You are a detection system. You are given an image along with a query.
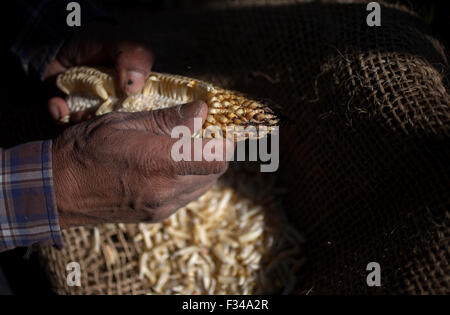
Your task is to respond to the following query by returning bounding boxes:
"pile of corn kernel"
[94,180,304,294]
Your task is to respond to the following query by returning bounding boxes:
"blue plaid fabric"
[0,141,63,252]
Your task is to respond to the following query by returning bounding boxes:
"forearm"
[0,140,63,252]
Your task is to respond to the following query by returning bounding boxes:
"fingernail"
[123,70,145,95]
[179,101,204,119]
[49,105,60,120]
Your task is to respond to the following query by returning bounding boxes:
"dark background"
[0,0,448,295]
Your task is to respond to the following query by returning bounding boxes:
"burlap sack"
[37,0,449,294]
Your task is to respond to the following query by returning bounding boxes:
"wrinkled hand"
[52,101,234,228]
[44,20,154,123]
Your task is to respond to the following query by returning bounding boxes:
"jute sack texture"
[40,0,449,294]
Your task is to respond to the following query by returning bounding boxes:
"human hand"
[52,101,234,228]
[44,21,154,123]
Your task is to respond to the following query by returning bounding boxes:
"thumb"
[121,101,208,136]
[115,42,154,95]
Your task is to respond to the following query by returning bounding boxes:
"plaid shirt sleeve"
[11,0,110,79]
[0,141,63,252]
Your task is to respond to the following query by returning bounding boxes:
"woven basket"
[39,166,305,294]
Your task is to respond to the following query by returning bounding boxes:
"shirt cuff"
[0,140,64,252]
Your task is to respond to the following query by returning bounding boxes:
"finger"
[115,42,154,95]
[178,180,216,202]
[43,59,67,80]
[48,97,70,121]
[49,97,98,124]
[173,180,216,207]
[153,182,216,222]
[173,173,224,196]
[118,101,208,135]
[167,138,235,175]
[178,180,215,204]
[142,173,219,209]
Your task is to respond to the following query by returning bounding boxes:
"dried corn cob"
[57,66,279,140]
[46,176,304,295]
